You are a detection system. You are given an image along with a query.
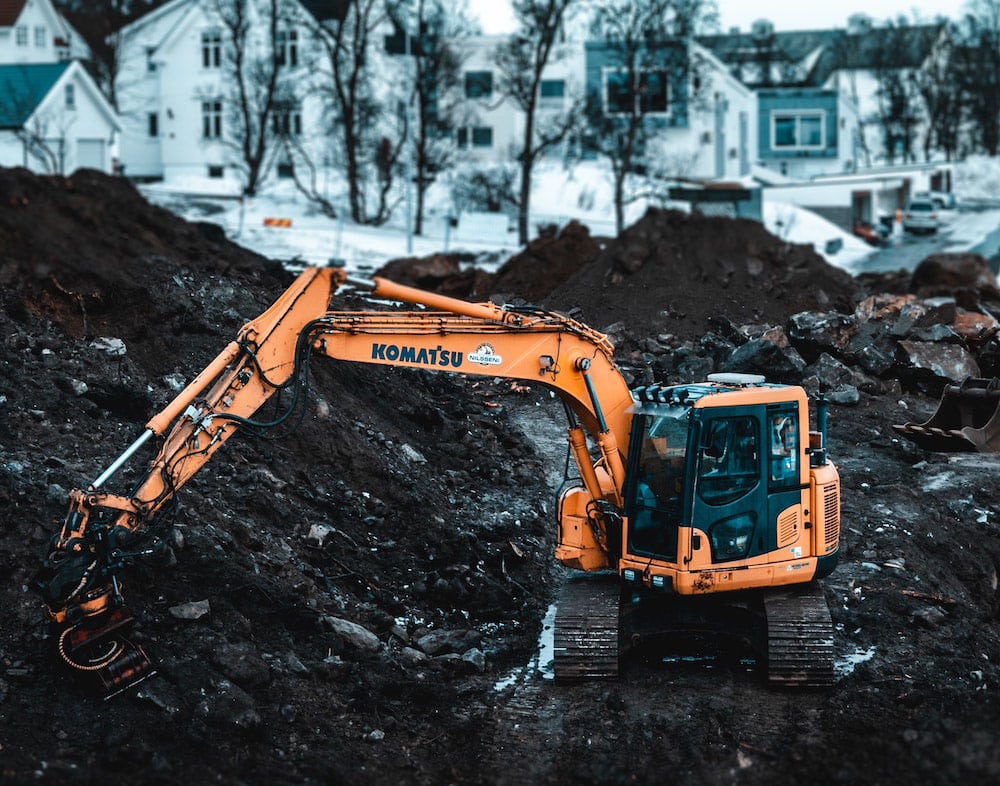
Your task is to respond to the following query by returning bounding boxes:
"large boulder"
[910,253,1000,310]
[895,340,981,395]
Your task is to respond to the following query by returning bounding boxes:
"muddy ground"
[1,168,999,785]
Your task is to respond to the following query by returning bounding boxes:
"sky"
[469,0,965,35]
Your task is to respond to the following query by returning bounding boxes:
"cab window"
[697,416,759,506]
[768,409,799,488]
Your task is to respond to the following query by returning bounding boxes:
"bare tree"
[586,0,713,235]
[297,0,405,226]
[494,0,580,245]
[54,1,164,111]
[206,0,300,196]
[871,18,924,164]
[915,24,962,161]
[955,1,1000,156]
[408,0,471,235]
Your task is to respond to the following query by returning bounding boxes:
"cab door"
[690,407,769,564]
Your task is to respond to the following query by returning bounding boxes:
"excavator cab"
[554,374,840,686]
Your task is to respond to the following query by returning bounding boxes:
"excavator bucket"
[893,377,1000,452]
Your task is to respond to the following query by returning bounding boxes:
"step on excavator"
[32,267,841,698]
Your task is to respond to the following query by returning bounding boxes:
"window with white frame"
[16,25,28,46]
[272,103,302,136]
[771,111,825,150]
[34,26,46,48]
[65,84,75,110]
[464,71,493,99]
[276,29,298,67]
[202,29,222,68]
[471,126,492,148]
[603,68,668,116]
[202,100,223,138]
[540,79,565,108]
[455,126,493,148]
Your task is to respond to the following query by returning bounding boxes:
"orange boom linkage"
[34,267,840,698]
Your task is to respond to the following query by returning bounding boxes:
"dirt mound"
[1,169,999,786]
[545,208,861,339]
[377,220,601,302]
[0,168,553,784]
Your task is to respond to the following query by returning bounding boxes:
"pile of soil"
[1,168,998,785]
[545,209,863,340]
[376,220,602,302]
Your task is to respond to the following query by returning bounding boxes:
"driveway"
[852,202,1000,274]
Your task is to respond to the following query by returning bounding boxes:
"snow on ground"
[763,201,874,272]
[142,157,1000,282]
[954,156,1000,203]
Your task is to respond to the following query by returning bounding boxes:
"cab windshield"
[627,409,691,560]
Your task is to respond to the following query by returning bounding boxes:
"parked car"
[902,198,939,234]
[852,218,890,246]
[913,190,958,210]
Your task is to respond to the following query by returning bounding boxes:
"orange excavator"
[32,267,841,697]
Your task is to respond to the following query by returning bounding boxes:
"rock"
[461,647,486,673]
[400,444,427,464]
[414,629,482,656]
[365,729,385,742]
[320,616,381,655]
[950,310,999,344]
[285,652,309,674]
[722,338,806,383]
[826,385,861,406]
[913,606,947,628]
[69,378,89,396]
[787,311,856,362]
[162,373,186,392]
[135,679,183,717]
[210,643,271,687]
[307,523,334,547]
[195,679,261,730]
[400,646,429,666]
[854,293,918,322]
[90,337,127,357]
[169,599,211,620]
[911,253,1000,305]
[896,341,981,395]
[844,321,898,376]
[803,353,872,393]
[46,483,66,504]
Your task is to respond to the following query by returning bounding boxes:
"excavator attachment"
[893,377,1000,452]
[55,608,155,699]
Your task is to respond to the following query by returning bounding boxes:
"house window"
[208,165,224,178]
[540,79,565,108]
[202,100,223,138]
[146,47,157,72]
[771,111,825,150]
[456,127,468,148]
[464,71,493,99]
[603,68,669,116]
[16,25,28,46]
[471,126,492,148]
[202,29,222,68]
[65,84,75,110]
[148,113,158,138]
[34,26,46,48]
[276,29,298,67]
[272,104,302,136]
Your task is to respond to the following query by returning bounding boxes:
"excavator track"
[553,574,621,681]
[764,582,835,688]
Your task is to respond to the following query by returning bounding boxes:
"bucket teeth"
[894,376,1000,452]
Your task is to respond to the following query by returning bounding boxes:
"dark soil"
[1,168,999,785]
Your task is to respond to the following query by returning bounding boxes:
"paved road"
[853,203,1000,275]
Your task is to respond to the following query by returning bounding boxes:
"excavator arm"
[33,267,635,696]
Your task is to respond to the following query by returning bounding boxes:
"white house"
[115,0,331,188]
[0,0,88,65]
[0,59,121,174]
[451,35,585,164]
